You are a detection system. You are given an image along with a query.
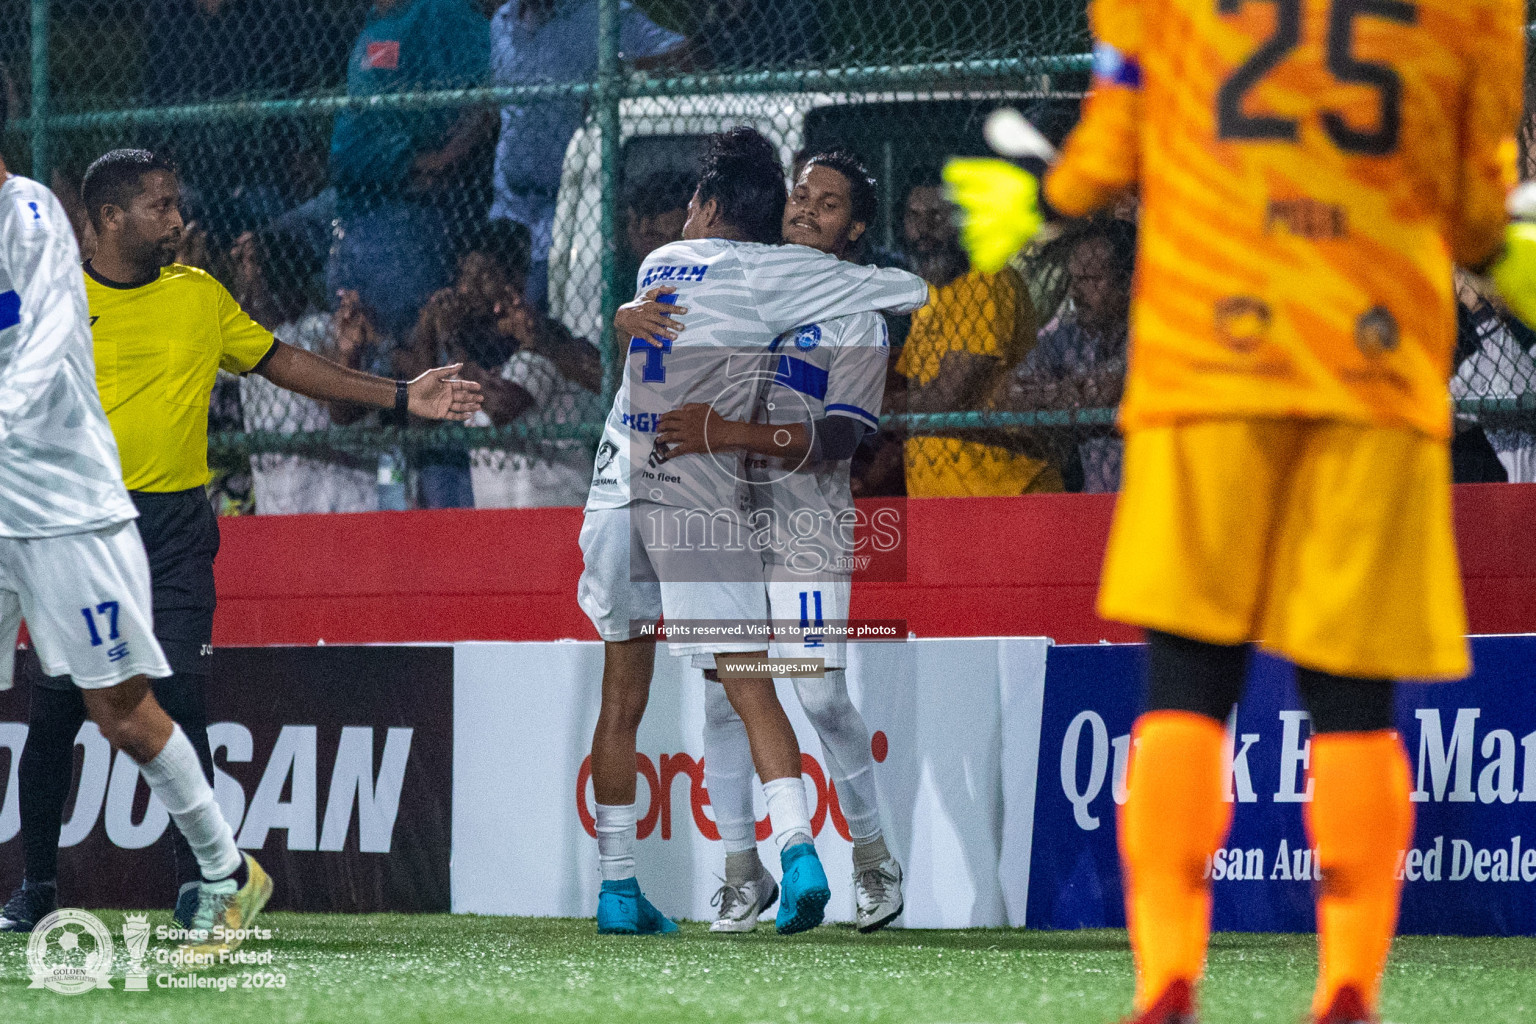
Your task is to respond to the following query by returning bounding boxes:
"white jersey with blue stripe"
[746,310,888,572]
[585,238,926,515]
[0,175,137,539]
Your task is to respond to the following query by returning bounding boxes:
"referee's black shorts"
[34,486,218,691]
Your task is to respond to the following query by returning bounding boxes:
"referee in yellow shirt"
[0,149,481,933]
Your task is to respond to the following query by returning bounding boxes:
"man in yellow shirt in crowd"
[0,149,482,934]
[893,172,1058,496]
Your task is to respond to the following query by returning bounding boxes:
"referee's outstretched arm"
[255,343,484,423]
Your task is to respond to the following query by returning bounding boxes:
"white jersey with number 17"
[0,174,137,539]
[585,238,927,515]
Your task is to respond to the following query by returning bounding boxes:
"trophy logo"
[122,912,152,991]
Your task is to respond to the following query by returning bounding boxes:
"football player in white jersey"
[580,128,928,935]
[0,110,270,955]
[627,152,904,932]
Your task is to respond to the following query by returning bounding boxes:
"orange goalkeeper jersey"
[1044,0,1525,438]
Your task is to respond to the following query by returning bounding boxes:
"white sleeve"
[0,189,84,444]
[822,316,888,431]
[742,246,929,337]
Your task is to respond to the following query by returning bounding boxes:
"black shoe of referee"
[0,879,57,933]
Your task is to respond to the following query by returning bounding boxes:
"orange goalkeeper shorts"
[1098,418,1469,681]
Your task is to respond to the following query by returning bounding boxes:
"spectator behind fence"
[263,139,338,271]
[616,169,694,296]
[488,0,684,308]
[391,221,529,506]
[992,218,1134,493]
[1452,273,1533,483]
[328,0,494,357]
[144,0,336,103]
[144,2,320,248]
[235,230,380,514]
[396,220,602,507]
[891,171,1054,497]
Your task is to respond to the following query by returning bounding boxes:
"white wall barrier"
[6,636,1532,932]
[451,638,1052,927]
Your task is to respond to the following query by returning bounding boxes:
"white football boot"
[708,871,780,933]
[854,857,904,933]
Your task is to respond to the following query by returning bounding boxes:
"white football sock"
[853,833,893,873]
[762,775,812,851]
[702,681,759,855]
[724,849,765,887]
[138,725,241,881]
[795,670,883,842]
[595,802,637,882]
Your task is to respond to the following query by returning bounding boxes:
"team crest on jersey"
[1214,296,1271,353]
[595,440,618,472]
[794,324,822,351]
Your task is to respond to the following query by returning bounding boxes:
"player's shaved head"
[687,127,786,245]
[81,149,179,232]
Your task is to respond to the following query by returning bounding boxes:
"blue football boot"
[596,878,678,935]
[775,842,830,935]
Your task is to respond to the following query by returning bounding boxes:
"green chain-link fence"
[1,2,1533,512]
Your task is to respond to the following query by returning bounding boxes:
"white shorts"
[578,504,768,663]
[0,521,172,689]
[766,564,852,670]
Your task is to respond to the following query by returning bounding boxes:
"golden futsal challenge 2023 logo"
[26,908,283,994]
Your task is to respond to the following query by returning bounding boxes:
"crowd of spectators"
[12,0,1534,512]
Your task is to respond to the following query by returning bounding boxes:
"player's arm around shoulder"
[615,286,689,350]
[742,244,930,335]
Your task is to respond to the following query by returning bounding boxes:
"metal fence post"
[597,0,623,404]
[29,0,49,182]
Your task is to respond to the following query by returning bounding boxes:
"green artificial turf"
[1,913,1532,1024]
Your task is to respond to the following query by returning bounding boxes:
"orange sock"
[1119,711,1232,1012]
[1306,731,1414,1017]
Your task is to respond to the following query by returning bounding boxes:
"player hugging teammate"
[578,128,927,936]
[628,150,906,933]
